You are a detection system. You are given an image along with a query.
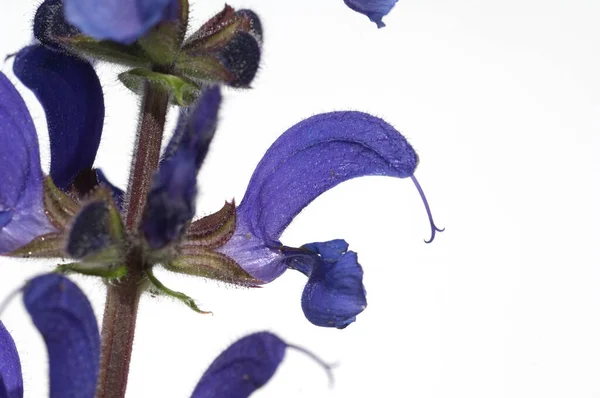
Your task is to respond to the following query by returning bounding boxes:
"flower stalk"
[96,83,169,398]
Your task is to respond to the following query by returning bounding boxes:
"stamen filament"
[286,343,337,388]
[410,174,444,243]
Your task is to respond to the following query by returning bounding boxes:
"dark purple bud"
[0,321,23,398]
[142,88,221,249]
[142,151,197,249]
[162,86,221,168]
[23,274,99,398]
[66,201,113,259]
[13,44,105,190]
[174,7,262,88]
[34,0,81,50]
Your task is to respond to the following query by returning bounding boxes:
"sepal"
[167,249,261,287]
[34,0,150,66]
[56,262,127,279]
[43,177,81,231]
[137,0,189,64]
[7,232,65,259]
[184,201,236,249]
[183,6,262,50]
[119,68,199,106]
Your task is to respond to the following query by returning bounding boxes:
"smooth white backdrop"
[1,0,600,397]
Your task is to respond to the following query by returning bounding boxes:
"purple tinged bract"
[13,45,105,190]
[0,73,55,254]
[0,321,23,398]
[23,274,100,398]
[343,0,399,28]
[63,0,177,44]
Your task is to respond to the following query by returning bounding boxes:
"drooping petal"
[343,0,398,28]
[64,0,176,44]
[217,111,419,281]
[0,73,55,254]
[190,332,286,398]
[288,240,367,329]
[0,321,23,398]
[13,44,105,190]
[23,274,99,398]
[142,87,221,249]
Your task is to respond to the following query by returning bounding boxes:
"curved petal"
[217,111,420,281]
[13,44,105,190]
[23,274,100,398]
[142,87,221,249]
[0,321,23,398]
[238,111,417,243]
[0,73,55,254]
[289,240,367,329]
[64,0,175,44]
[343,0,398,28]
[191,332,286,398]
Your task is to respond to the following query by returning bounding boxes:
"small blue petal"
[289,241,367,329]
[218,111,417,281]
[13,44,105,190]
[0,72,55,254]
[191,332,286,398]
[23,274,99,398]
[343,0,398,28]
[64,0,175,44]
[0,321,23,398]
[142,88,221,249]
[96,169,124,210]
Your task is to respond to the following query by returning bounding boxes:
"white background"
[1,0,600,397]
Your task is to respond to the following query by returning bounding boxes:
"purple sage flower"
[216,111,441,328]
[0,44,109,254]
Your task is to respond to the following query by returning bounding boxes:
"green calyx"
[119,68,200,106]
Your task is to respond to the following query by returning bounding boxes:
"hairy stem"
[96,84,169,398]
[125,84,169,230]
